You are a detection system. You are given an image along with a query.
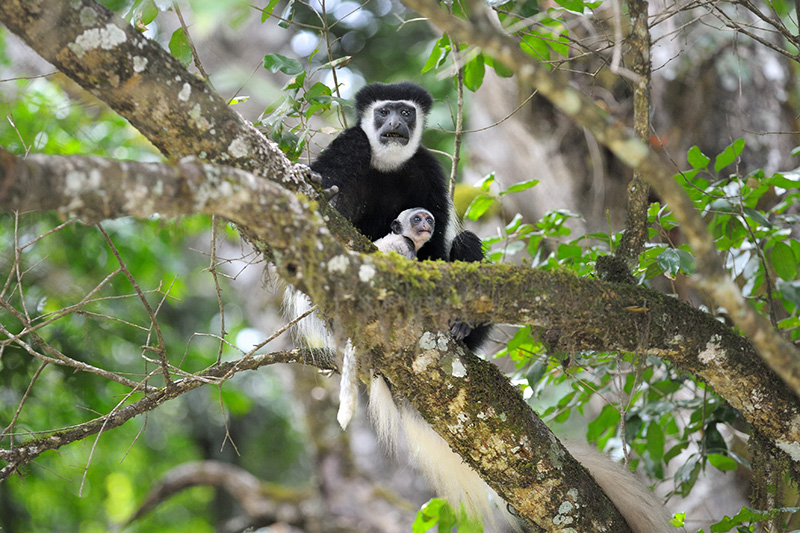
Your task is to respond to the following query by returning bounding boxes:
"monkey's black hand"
[450,320,473,341]
[323,184,339,200]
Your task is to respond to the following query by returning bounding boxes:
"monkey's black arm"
[311,128,373,222]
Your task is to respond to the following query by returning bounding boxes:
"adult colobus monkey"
[311,82,490,349]
[289,82,676,532]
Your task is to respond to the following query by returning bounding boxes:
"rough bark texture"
[4,151,800,515]
[3,0,800,528]
[402,0,800,416]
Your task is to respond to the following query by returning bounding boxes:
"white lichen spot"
[64,169,101,195]
[437,332,448,351]
[228,136,250,159]
[451,357,466,378]
[359,264,376,282]
[559,501,574,515]
[133,56,148,73]
[178,82,191,102]
[567,488,579,501]
[554,89,581,115]
[777,439,800,462]
[698,334,724,365]
[553,512,574,526]
[418,331,437,350]
[327,255,349,274]
[79,6,97,26]
[188,104,211,131]
[70,23,126,58]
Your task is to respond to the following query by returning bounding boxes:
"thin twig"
[173,2,213,83]
[97,224,172,385]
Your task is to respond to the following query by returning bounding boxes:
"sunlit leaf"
[465,195,495,221]
[714,138,745,173]
[687,145,710,170]
[463,53,486,92]
[263,53,303,75]
[168,28,192,65]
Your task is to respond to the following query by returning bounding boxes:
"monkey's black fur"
[311,82,490,350]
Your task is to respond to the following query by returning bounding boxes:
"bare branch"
[0,348,325,481]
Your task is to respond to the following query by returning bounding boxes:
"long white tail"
[563,441,678,533]
[368,375,678,533]
[337,340,357,429]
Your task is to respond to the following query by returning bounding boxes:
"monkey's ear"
[390,220,402,234]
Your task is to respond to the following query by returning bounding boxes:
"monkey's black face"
[373,102,417,146]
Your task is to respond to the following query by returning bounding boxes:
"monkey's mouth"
[381,132,410,145]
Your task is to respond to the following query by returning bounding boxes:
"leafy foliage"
[4,0,800,531]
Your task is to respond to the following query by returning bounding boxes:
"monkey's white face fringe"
[360,100,425,172]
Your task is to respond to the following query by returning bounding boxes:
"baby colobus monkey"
[373,207,435,259]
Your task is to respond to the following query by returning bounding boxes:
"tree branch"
[4,149,800,494]
[0,348,328,481]
[401,0,800,406]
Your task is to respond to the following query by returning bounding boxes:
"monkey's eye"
[413,216,421,223]
[377,108,389,116]
[401,109,411,117]
[426,217,433,224]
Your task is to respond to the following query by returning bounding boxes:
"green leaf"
[463,53,486,92]
[263,53,304,75]
[675,248,696,274]
[656,248,681,279]
[278,0,295,28]
[168,28,192,66]
[474,173,495,192]
[526,359,548,386]
[520,33,549,61]
[557,243,582,260]
[707,453,738,472]
[465,195,495,221]
[261,0,282,21]
[743,207,771,228]
[767,173,800,189]
[778,280,800,309]
[714,138,745,173]
[484,55,514,77]
[646,421,665,462]
[140,0,159,26]
[771,241,797,281]
[501,179,539,195]
[422,35,450,74]
[586,404,620,442]
[552,0,584,11]
[687,145,710,170]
